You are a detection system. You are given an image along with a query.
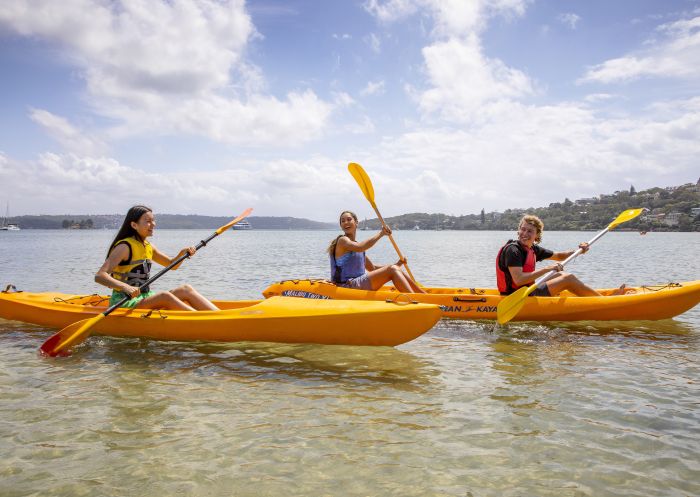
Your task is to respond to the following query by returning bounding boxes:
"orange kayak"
[0,291,441,346]
[262,280,700,322]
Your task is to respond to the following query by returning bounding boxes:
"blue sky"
[1,0,699,220]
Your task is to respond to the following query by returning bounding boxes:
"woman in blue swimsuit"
[327,211,425,293]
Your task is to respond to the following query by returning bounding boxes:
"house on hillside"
[663,212,681,226]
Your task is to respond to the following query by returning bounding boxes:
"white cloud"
[0,0,251,94]
[333,92,356,108]
[363,0,420,23]
[29,109,106,155]
[0,153,337,218]
[580,15,700,84]
[557,13,581,30]
[366,32,382,53]
[583,93,616,103]
[0,0,336,146]
[361,80,386,96]
[3,94,699,218]
[416,37,535,121]
[103,90,334,146]
[352,97,700,214]
[366,1,534,121]
[365,0,527,35]
[344,115,376,134]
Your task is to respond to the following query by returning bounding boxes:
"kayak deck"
[262,280,700,322]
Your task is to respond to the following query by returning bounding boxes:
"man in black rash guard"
[496,215,628,297]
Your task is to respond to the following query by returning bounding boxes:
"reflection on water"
[1,230,699,496]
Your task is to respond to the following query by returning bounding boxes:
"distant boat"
[413,224,420,231]
[232,220,252,230]
[0,202,19,231]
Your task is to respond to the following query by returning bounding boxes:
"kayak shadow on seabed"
[429,313,697,344]
[11,322,443,390]
[487,317,696,342]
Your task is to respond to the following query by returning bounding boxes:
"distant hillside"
[7,214,335,230]
[6,180,699,231]
[364,180,700,232]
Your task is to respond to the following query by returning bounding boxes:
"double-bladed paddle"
[39,208,253,357]
[348,162,418,282]
[496,208,645,325]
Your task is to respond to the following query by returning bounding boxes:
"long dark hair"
[106,205,152,258]
[326,210,358,256]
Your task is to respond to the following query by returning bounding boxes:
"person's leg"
[401,270,426,293]
[386,265,426,293]
[545,272,601,297]
[170,284,219,310]
[134,291,196,310]
[367,265,413,292]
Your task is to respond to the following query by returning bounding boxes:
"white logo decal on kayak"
[281,290,331,299]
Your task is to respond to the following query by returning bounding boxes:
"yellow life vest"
[110,237,153,292]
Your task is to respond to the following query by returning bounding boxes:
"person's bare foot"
[611,284,627,296]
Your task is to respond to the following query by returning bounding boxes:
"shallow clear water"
[1,229,699,496]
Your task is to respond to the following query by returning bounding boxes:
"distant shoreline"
[5,180,699,232]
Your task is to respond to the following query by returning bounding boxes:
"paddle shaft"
[527,208,644,291]
[532,227,611,289]
[370,201,417,282]
[101,231,221,316]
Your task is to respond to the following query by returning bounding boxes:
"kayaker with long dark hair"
[327,210,425,293]
[496,214,628,297]
[95,205,218,310]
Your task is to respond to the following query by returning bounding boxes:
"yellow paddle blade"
[607,208,644,230]
[496,285,534,325]
[216,207,253,234]
[348,163,375,204]
[39,314,106,357]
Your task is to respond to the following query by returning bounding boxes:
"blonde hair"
[519,215,544,244]
[327,210,358,255]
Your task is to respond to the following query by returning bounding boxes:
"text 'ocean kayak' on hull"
[0,291,442,347]
[262,280,700,322]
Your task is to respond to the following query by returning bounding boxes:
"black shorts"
[529,282,551,297]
